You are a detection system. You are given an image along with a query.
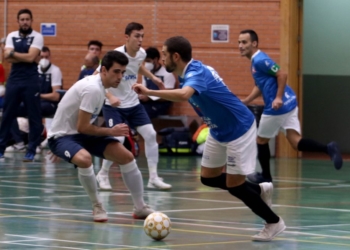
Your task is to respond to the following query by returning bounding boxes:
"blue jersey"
[180,60,254,142]
[251,51,297,115]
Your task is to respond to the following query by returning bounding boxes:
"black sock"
[258,143,271,179]
[201,174,228,190]
[245,181,261,193]
[228,182,279,224]
[297,138,328,153]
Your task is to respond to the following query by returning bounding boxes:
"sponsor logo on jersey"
[123,75,137,81]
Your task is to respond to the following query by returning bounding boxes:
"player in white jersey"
[48,51,154,222]
[95,22,172,190]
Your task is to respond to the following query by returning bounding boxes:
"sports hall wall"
[1,0,281,116]
[302,0,350,152]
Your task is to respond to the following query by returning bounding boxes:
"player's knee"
[72,151,92,168]
[118,149,134,165]
[201,176,219,188]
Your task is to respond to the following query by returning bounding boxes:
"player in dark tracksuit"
[0,9,44,161]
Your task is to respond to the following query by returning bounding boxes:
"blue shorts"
[48,134,119,163]
[102,104,151,128]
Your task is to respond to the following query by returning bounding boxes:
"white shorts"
[258,107,301,138]
[201,121,257,175]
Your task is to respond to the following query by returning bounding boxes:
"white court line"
[0,174,73,178]
[0,203,92,213]
[1,180,84,189]
[161,206,247,213]
[288,224,350,229]
[4,234,168,250]
[0,184,85,193]
[151,195,242,204]
[0,196,40,199]
[273,179,330,185]
[275,204,350,213]
[330,229,350,233]
[0,242,88,250]
[310,184,350,189]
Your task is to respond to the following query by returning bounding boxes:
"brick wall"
[2,0,281,116]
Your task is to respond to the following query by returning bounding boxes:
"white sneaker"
[96,171,112,191]
[93,203,108,222]
[147,177,172,190]
[5,142,26,152]
[252,217,286,242]
[259,182,273,208]
[132,204,154,219]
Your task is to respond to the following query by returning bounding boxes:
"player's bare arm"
[5,47,40,63]
[242,86,262,105]
[77,109,129,137]
[105,91,121,107]
[272,69,287,110]
[133,83,195,102]
[138,64,165,89]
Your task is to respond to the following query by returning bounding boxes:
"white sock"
[137,124,159,178]
[120,160,146,210]
[101,159,113,175]
[78,165,100,205]
[148,166,158,179]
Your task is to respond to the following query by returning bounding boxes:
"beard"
[19,27,33,35]
[165,59,177,73]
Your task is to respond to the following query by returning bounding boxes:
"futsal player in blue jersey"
[0,9,44,162]
[239,29,342,184]
[133,36,286,241]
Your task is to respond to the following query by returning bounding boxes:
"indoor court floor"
[0,151,350,249]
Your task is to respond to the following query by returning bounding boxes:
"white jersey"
[48,74,105,138]
[98,45,146,108]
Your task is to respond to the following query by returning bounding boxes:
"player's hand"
[108,95,121,107]
[272,97,283,110]
[151,76,165,90]
[45,151,60,163]
[138,94,149,102]
[132,83,150,95]
[111,123,129,137]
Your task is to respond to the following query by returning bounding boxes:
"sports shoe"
[132,205,154,219]
[96,171,112,191]
[93,203,108,222]
[327,142,343,170]
[5,142,26,152]
[247,172,272,184]
[23,152,35,162]
[259,182,273,208]
[147,177,172,190]
[252,217,286,242]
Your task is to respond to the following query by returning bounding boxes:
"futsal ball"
[143,212,171,240]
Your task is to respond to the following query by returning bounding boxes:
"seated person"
[7,46,62,152]
[78,53,100,80]
[139,47,176,119]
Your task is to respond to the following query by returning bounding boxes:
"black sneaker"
[247,172,272,184]
[327,142,343,170]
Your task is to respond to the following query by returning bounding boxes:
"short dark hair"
[164,36,192,63]
[88,40,103,49]
[125,22,144,36]
[42,46,50,53]
[145,47,160,60]
[240,29,259,44]
[17,9,33,20]
[101,50,129,71]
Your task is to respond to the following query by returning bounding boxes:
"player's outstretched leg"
[137,124,172,190]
